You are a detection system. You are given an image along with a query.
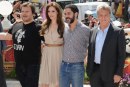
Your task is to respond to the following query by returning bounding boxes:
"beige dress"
[39,29,63,86]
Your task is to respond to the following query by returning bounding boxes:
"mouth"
[22,16,27,18]
[66,18,70,22]
[49,15,54,18]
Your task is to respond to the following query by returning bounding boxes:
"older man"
[86,4,126,87]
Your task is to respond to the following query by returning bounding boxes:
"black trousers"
[0,55,7,87]
[90,63,119,87]
[15,63,40,87]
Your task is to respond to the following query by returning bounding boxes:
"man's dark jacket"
[86,24,126,82]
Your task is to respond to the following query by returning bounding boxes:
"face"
[97,9,110,28]
[48,6,58,21]
[64,8,75,24]
[21,6,34,23]
[88,15,93,21]
[13,11,21,19]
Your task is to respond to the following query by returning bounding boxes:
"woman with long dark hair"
[39,2,64,87]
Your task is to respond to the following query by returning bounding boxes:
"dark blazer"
[86,24,126,82]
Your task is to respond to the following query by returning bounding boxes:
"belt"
[62,61,84,64]
[45,43,63,47]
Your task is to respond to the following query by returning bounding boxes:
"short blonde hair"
[96,4,111,15]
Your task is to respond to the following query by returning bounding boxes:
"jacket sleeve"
[116,29,126,77]
[86,29,92,77]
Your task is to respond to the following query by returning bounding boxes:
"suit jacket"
[86,24,126,82]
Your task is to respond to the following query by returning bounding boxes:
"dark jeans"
[0,55,7,87]
[15,63,40,87]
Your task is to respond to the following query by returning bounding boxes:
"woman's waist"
[44,43,63,47]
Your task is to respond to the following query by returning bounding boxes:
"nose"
[64,15,68,18]
[101,16,106,20]
[49,11,53,14]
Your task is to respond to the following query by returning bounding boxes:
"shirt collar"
[98,23,110,33]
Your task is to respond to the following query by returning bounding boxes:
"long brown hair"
[40,2,64,38]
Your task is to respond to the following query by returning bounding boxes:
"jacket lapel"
[91,28,99,57]
[93,29,99,46]
[101,24,113,53]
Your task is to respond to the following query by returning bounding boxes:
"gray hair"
[96,4,111,15]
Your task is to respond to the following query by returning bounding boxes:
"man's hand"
[114,75,121,83]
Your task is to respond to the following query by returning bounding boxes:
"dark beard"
[69,15,75,24]
[65,15,75,25]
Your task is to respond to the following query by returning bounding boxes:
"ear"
[33,14,35,17]
[75,12,78,18]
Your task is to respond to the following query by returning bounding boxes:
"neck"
[24,19,34,24]
[51,20,57,25]
[100,24,109,31]
[69,19,78,30]
[49,20,58,31]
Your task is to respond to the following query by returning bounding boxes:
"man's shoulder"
[30,21,41,31]
[78,21,89,28]
[35,23,41,30]
[34,21,41,27]
[79,22,90,32]
[10,22,23,34]
[111,24,123,32]
[13,22,23,28]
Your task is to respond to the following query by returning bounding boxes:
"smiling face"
[97,9,111,29]
[21,6,34,23]
[47,6,58,21]
[64,8,76,24]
